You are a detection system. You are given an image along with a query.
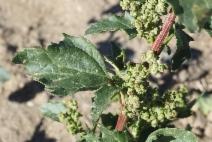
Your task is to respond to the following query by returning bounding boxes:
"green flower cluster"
[141,50,167,75]
[119,50,188,128]
[58,100,83,134]
[140,85,188,128]
[120,0,168,43]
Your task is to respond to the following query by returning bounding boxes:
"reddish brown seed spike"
[151,12,176,53]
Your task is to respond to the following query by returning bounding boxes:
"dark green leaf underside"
[92,85,120,124]
[171,27,193,70]
[123,28,138,39]
[12,34,110,96]
[166,0,212,32]
[111,41,122,58]
[39,101,66,121]
[146,128,198,142]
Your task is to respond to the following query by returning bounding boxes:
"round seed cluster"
[120,0,168,43]
[120,50,188,128]
[58,100,83,134]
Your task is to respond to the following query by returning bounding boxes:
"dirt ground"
[0,0,212,142]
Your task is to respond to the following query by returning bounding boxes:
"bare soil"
[0,0,212,142]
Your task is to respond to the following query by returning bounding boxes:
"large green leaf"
[12,34,110,96]
[99,125,130,142]
[39,101,66,121]
[171,26,193,70]
[166,0,212,32]
[92,85,120,124]
[85,12,137,39]
[196,94,212,115]
[0,67,10,83]
[146,128,198,142]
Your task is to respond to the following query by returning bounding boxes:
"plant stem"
[115,12,176,132]
[151,12,176,54]
[115,112,128,131]
[115,92,128,131]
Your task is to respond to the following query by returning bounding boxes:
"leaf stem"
[151,12,176,54]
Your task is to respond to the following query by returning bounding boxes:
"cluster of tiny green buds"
[141,50,168,75]
[120,0,168,43]
[120,50,168,119]
[58,100,84,135]
[117,50,188,128]
[122,95,140,118]
[120,62,149,118]
[139,85,188,127]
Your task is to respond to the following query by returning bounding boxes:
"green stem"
[158,32,174,54]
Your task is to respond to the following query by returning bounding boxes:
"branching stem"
[115,12,176,132]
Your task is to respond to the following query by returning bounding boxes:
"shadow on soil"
[8,81,45,103]
[25,118,56,142]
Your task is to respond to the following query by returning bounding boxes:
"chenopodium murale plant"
[58,100,84,135]
[114,50,188,138]
[120,0,168,43]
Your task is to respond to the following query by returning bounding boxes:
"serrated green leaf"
[39,101,66,121]
[196,94,212,115]
[12,34,110,96]
[99,125,130,142]
[171,26,193,70]
[92,85,120,124]
[85,12,137,39]
[146,128,198,142]
[166,0,212,32]
[0,67,10,83]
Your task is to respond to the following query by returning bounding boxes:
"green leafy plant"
[12,0,212,141]
[0,66,10,84]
